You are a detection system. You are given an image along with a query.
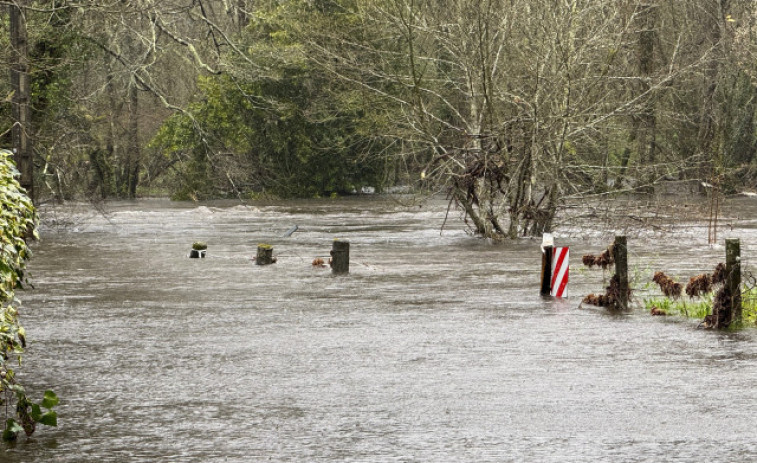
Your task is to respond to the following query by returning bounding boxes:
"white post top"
[541,233,554,253]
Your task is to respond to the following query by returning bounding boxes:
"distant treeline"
[3,1,757,237]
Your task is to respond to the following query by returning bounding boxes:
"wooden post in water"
[726,238,742,326]
[189,249,206,258]
[613,236,629,310]
[541,246,553,296]
[330,240,350,275]
[256,244,274,265]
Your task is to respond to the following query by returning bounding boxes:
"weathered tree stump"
[256,244,274,265]
[612,236,629,310]
[330,240,350,275]
[540,245,553,296]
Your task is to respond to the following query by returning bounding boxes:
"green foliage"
[644,294,713,319]
[644,297,672,314]
[29,5,79,119]
[10,0,757,212]
[0,151,56,442]
[740,286,757,326]
[149,3,390,200]
[191,241,207,251]
[2,389,59,441]
[151,69,387,199]
[646,284,757,326]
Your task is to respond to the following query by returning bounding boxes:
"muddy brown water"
[5,197,757,462]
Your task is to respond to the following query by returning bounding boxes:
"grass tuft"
[643,293,713,319]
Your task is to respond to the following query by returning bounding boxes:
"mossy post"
[726,238,742,326]
[540,246,553,296]
[330,240,350,275]
[189,242,207,258]
[613,236,629,310]
[256,244,274,265]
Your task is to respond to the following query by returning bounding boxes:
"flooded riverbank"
[5,197,757,462]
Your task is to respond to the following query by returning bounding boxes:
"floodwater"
[5,196,757,462]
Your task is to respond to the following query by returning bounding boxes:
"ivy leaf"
[9,384,25,396]
[41,390,59,409]
[31,403,42,421]
[37,411,57,427]
[2,418,23,441]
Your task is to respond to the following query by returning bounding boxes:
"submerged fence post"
[541,245,553,296]
[613,236,629,310]
[189,242,207,258]
[256,244,274,265]
[726,238,742,326]
[330,239,350,275]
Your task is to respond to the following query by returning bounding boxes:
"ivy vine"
[0,149,57,441]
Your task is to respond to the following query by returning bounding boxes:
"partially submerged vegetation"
[644,293,714,320]
[0,151,57,441]
[644,261,751,329]
[581,241,631,311]
[644,288,757,329]
[579,236,748,330]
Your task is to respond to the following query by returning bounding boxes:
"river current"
[5,196,757,462]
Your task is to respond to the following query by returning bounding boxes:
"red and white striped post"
[550,247,569,298]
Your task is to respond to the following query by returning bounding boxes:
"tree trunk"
[453,186,488,237]
[637,2,657,179]
[127,79,140,198]
[697,0,728,180]
[104,60,120,198]
[9,1,34,202]
[508,139,532,239]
